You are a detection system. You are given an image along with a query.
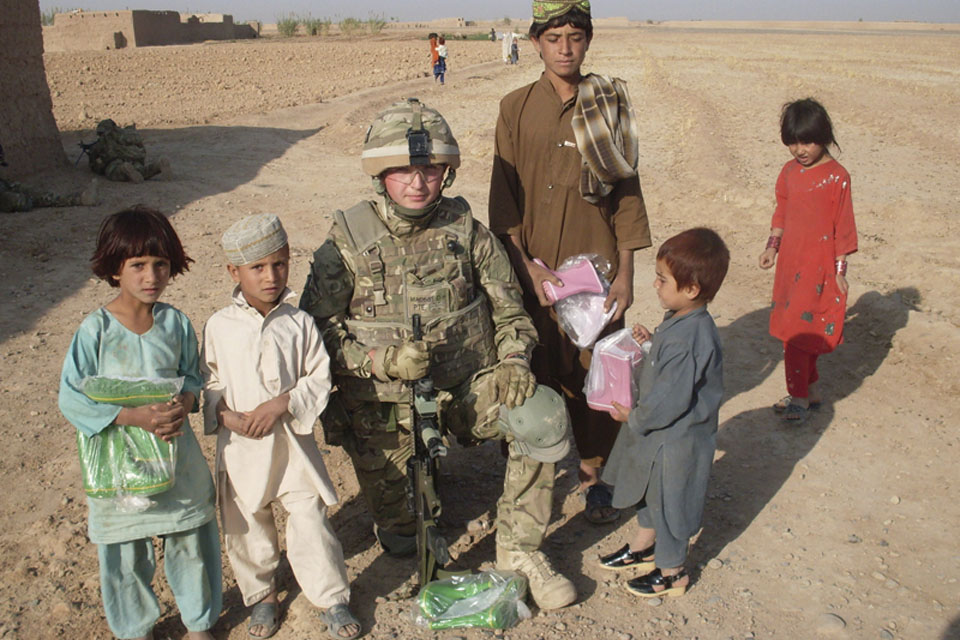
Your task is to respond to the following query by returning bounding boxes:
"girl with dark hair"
[759,98,858,422]
[60,207,221,640]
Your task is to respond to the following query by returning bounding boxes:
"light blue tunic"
[59,303,216,544]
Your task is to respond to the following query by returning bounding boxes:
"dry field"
[1,22,958,639]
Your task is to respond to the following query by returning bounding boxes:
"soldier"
[86,119,170,183]
[300,98,577,611]
[1,144,98,213]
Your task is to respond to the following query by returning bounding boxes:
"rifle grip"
[412,313,423,341]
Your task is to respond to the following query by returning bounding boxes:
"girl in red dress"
[758,98,858,422]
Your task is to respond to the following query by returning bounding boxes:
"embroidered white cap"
[221,214,288,266]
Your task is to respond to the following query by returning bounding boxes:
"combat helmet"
[361,98,460,177]
[96,119,118,136]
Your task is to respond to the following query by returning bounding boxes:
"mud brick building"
[44,10,258,53]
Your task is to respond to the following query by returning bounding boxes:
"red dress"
[769,158,858,354]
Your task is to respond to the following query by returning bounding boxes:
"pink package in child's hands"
[584,328,648,417]
[533,257,605,304]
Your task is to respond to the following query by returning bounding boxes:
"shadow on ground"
[695,288,918,570]
[0,124,320,344]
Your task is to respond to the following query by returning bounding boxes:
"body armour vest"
[335,197,498,403]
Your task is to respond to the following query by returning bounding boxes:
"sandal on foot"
[782,403,808,422]
[598,543,655,572]
[774,396,821,413]
[583,484,620,525]
[625,568,688,598]
[248,601,280,639]
[320,603,361,639]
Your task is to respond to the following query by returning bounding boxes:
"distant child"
[434,36,448,84]
[429,31,439,70]
[758,98,858,422]
[600,228,729,598]
[510,37,519,64]
[200,214,359,640]
[59,207,221,639]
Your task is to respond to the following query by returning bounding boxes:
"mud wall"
[44,10,256,53]
[45,11,136,52]
[180,14,236,43]
[130,11,182,47]
[0,0,65,177]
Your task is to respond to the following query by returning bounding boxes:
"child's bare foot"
[628,527,656,553]
[248,592,279,638]
[186,631,214,640]
[320,603,361,639]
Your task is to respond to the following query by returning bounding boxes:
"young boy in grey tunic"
[600,227,729,598]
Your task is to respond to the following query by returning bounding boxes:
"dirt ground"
[1,22,959,640]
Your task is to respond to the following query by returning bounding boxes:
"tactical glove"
[380,341,430,381]
[494,358,537,409]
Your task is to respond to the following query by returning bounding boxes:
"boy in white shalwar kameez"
[201,214,360,639]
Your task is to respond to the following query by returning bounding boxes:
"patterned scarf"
[532,0,591,23]
[570,74,639,204]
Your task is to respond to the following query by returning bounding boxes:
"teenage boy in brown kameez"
[488,0,651,524]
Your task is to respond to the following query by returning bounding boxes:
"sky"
[38,1,960,25]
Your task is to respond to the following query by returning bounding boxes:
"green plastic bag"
[77,376,182,504]
[414,571,530,630]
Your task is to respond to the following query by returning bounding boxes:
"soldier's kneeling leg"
[340,401,417,556]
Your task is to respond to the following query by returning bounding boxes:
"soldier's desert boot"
[119,162,144,184]
[497,548,576,610]
[79,179,99,206]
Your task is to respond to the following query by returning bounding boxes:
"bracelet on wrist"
[766,235,781,251]
[835,259,848,276]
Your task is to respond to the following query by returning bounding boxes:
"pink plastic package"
[584,328,649,416]
[542,253,616,349]
[533,257,605,304]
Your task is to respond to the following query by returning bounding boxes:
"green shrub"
[41,6,65,26]
[443,32,490,41]
[276,13,299,37]
[339,17,362,36]
[301,14,331,36]
[367,12,387,34]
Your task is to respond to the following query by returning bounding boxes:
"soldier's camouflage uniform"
[300,195,556,553]
[0,178,84,213]
[87,122,164,182]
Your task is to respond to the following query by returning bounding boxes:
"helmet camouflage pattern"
[361,98,460,176]
[96,119,118,135]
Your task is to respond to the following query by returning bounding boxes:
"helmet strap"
[386,194,442,221]
[375,165,454,221]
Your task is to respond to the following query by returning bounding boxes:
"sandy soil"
[1,22,959,640]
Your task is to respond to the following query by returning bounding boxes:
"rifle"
[75,140,96,167]
[407,314,458,588]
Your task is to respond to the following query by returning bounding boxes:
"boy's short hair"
[780,98,839,151]
[657,227,729,303]
[529,6,592,40]
[91,206,192,286]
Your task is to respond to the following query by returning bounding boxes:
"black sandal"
[625,568,688,598]
[598,543,655,572]
[583,484,620,525]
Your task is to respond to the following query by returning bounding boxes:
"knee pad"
[497,384,570,463]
